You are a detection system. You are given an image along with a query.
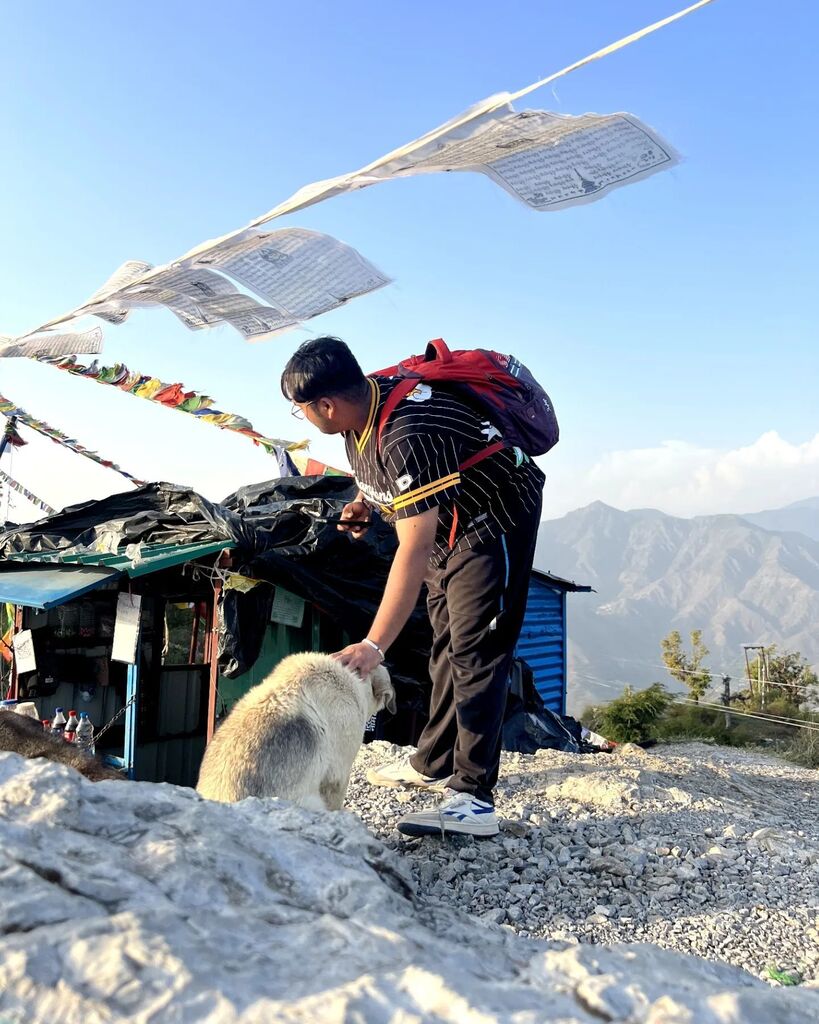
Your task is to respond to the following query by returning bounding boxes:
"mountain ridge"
[535,499,819,711]
[739,495,819,542]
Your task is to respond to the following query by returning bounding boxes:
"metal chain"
[94,693,137,743]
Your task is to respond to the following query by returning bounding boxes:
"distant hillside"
[740,496,819,543]
[535,501,819,713]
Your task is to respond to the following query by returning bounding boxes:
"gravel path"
[346,740,819,985]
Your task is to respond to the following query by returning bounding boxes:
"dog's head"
[369,664,397,716]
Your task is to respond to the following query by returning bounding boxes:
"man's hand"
[338,499,371,539]
[332,640,383,677]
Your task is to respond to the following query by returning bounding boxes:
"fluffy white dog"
[196,652,395,810]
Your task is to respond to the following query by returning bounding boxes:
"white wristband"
[362,638,385,661]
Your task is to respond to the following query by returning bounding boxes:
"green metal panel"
[217,620,312,710]
[0,565,119,609]
[217,602,349,712]
[5,540,234,578]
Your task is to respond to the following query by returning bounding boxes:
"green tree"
[597,684,674,744]
[744,646,818,709]
[661,629,711,703]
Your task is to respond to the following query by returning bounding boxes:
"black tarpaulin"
[0,479,433,732]
[0,482,237,556]
[218,477,432,722]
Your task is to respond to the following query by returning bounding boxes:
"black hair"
[280,336,369,403]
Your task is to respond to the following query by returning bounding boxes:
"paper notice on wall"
[0,326,104,359]
[270,587,305,628]
[192,227,391,322]
[379,109,680,212]
[13,630,37,675]
[112,592,142,664]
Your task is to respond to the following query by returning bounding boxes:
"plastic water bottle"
[51,708,67,737]
[75,713,95,755]
[65,710,79,743]
[42,719,51,732]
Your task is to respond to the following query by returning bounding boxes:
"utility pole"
[762,648,771,709]
[721,674,731,729]
[743,644,768,710]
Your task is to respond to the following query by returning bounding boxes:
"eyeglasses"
[290,400,317,420]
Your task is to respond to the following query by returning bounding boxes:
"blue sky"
[1,0,817,522]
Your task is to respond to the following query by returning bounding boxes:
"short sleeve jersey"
[344,376,545,561]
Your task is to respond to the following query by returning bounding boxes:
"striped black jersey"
[344,375,545,562]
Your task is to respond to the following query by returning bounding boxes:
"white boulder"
[0,752,816,1023]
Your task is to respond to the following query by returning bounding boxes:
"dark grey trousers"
[410,500,541,804]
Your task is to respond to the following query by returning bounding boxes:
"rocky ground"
[347,740,819,986]
[1,742,818,1021]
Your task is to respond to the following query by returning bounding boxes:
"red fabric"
[374,340,513,469]
[375,339,519,413]
[458,441,505,471]
[376,379,418,445]
[305,458,352,478]
[154,383,187,407]
[448,505,459,550]
[3,426,27,448]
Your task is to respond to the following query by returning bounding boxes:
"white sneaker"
[397,788,499,838]
[366,750,448,790]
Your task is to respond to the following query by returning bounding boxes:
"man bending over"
[281,337,544,837]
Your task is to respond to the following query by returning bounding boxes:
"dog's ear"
[371,665,397,715]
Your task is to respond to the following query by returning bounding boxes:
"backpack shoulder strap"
[375,347,508,468]
[376,378,418,450]
[458,441,505,470]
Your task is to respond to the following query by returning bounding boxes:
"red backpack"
[374,338,559,468]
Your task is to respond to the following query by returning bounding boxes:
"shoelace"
[393,750,417,770]
[436,791,469,839]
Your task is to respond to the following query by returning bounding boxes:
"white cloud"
[543,431,819,518]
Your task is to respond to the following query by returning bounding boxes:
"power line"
[571,670,819,734]
[672,692,819,729]
[609,653,818,693]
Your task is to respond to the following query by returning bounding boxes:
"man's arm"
[332,507,438,676]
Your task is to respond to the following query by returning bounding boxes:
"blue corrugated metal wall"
[516,578,566,714]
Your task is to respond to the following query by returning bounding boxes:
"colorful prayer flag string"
[33,355,308,456]
[0,396,145,486]
[0,469,56,515]
[0,417,27,461]
[288,451,350,478]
